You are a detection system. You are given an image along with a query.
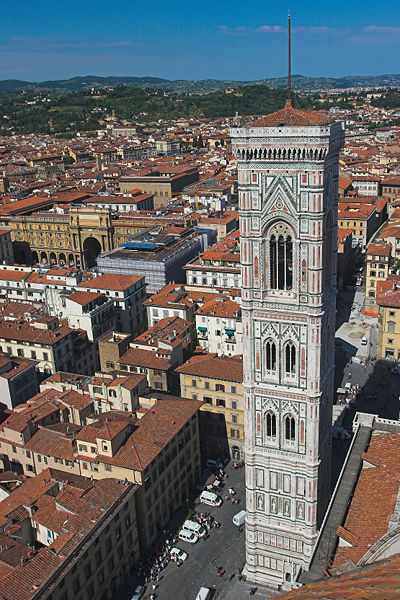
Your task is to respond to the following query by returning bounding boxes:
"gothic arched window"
[265,339,276,372]
[265,412,277,438]
[284,415,296,441]
[268,223,293,290]
[285,341,296,375]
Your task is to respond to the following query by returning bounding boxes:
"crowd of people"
[135,535,178,584]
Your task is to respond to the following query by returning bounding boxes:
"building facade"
[10,207,114,268]
[176,352,244,460]
[377,278,400,360]
[365,241,391,312]
[231,103,344,588]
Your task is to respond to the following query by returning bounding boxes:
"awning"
[225,329,234,335]
[198,326,207,331]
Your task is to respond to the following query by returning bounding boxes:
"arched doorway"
[32,251,39,264]
[40,251,48,264]
[59,253,66,266]
[83,237,101,268]
[49,252,56,265]
[68,253,75,266]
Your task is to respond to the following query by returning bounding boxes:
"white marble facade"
[230,118,345,588]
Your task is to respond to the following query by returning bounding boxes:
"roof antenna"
[286,12,293,108]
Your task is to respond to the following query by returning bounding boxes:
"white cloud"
[363,25,400,33]
[256,25,285,33]
[218,25,249,35]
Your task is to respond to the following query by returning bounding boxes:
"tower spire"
[286,12,292,108]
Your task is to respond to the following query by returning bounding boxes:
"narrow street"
[121,462,277,600]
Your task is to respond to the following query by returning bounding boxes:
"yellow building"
[377,278,400,360]
[176,352,244,460]
[10,206,115,268]
[365,241,391,312]
[8,205,195,268]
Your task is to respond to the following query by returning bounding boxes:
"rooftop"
[175,351,243,382]
[253,101,331,128]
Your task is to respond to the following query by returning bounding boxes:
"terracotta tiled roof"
[119,347,172,371]
[338,202,376,219]
[0,321,74,346]
[100,396,201,471]
[59,389,93,411]
[332,433,400,570]
[367,241,391,257]
[133,316,192,348]
[0,472,132,600]
[1,392,63,432]
[0,270,28,282]
[66,290,104,305]
[175,352,243,382]
[196,297,241,319]
[24,428,76,461]
[79,273,144,291]
[337,228,353,243]
[0,547,61,600]
[377,284,400,308]
[253,102,330,127]
[272,554,400,600]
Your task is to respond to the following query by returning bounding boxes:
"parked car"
[170,547,188,562]
[195,588,212,600]
[130,585,145,600]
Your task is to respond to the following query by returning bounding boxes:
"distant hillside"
[0,76,243,94]
[0,73,400,94]
[261,74,400,91]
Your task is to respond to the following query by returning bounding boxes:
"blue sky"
[0,0,400,81]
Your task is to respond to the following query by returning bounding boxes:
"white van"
[199,490,222,507]
[182,519,206,538]
[232,510,246,527]
[178,529,198,544]
[195,588,211,600]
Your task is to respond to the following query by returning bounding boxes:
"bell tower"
[230,17,345,589]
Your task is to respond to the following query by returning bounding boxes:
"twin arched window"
[264,411,296,442]
[269,223,293,291]
[264,339,296,376]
